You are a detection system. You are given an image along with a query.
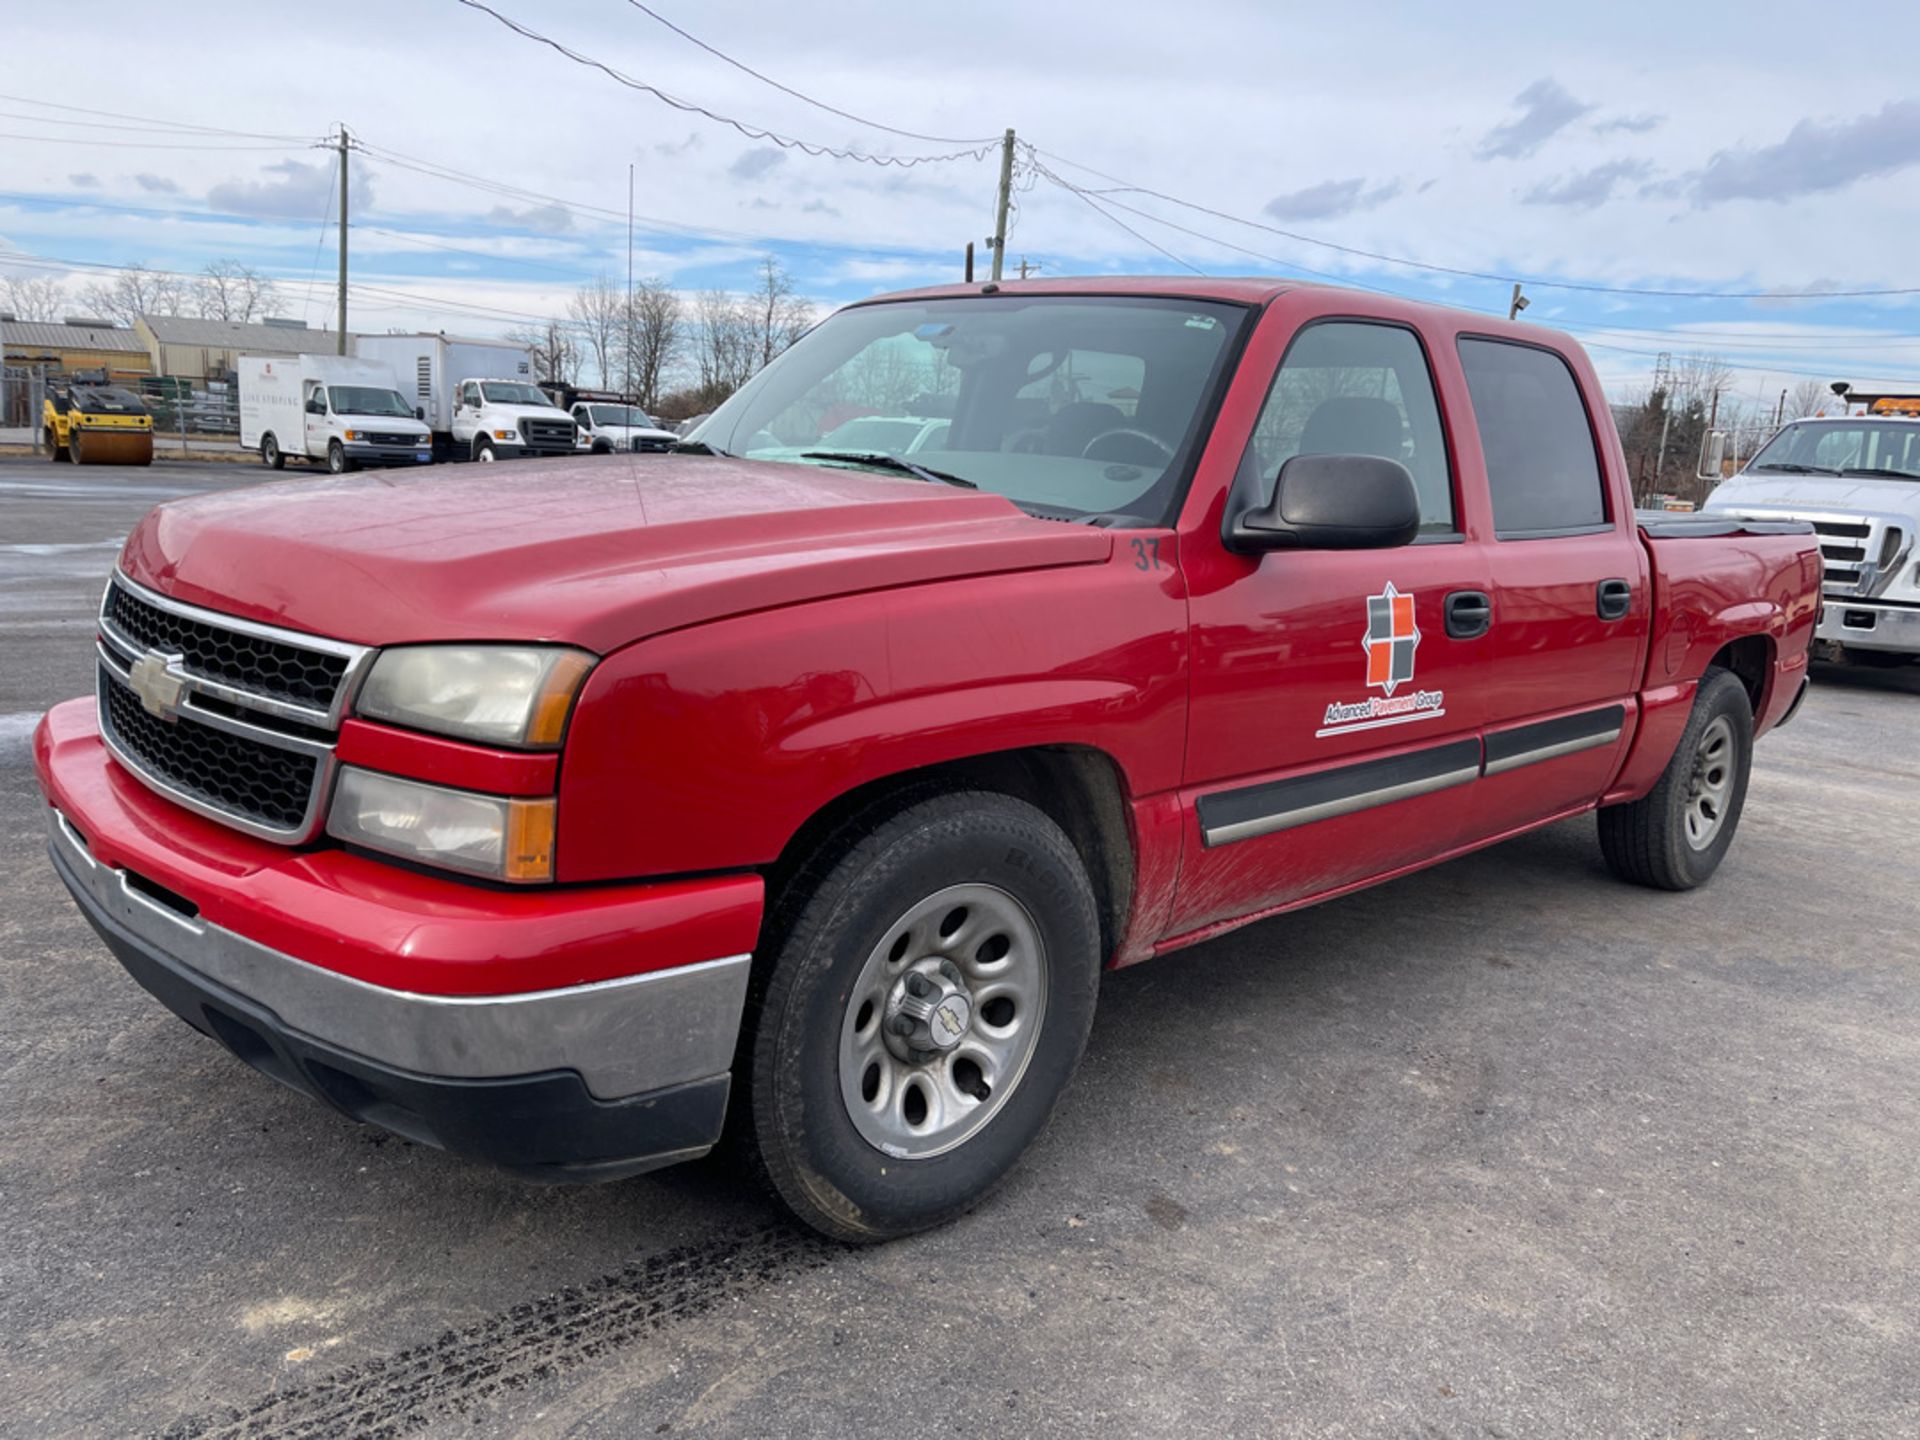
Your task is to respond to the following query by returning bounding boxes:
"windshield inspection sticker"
[1317,582,1446,738]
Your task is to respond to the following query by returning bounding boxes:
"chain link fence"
[2,364,49,452]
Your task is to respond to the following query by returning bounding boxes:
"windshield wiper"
[799,450,978,489]
[670,439,730,456]
[1841,466,1920,480]
[1750,462,1841,475]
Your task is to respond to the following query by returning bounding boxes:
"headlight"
[416,434,431,446]
[327,768,555,882]
[493,429,517,441]
[343,429,359,441]
[354,645,594,748]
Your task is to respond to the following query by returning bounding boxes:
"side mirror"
[1226,453,1422,553]
[415,406,425,421]
[1697,430,1728,481]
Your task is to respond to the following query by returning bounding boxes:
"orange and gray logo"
[1363,582,1419,696]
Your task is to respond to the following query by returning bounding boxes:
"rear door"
[1452,336,1649,838]
[1171,314,1493,936]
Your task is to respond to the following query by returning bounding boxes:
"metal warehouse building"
[1,317,154,382]
[133,314,351,381]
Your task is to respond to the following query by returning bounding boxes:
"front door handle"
[1597,578,1632,621]
[1445,589,1492,639]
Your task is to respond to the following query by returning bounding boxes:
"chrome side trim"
[47,808,750,1100]
[1203,763,1480,846]
[1483,728,1619,775]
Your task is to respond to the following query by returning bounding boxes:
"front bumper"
[344,441,434,466]
[1817,599,1920,655]
[35,701,763,1181]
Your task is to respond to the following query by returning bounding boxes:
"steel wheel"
[837,881,1048,1160]
[1683,714,1735,850]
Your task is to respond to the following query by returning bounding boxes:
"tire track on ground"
[159,1224,839,1440]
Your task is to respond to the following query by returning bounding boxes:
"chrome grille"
[522,418,576,448]
[95,575,372,841]
[1714,506,1909,598]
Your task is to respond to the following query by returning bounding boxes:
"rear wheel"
[46,427,67,462]
[1598,666,1754,891]
[741,791,1101,1242]
[261,434,284,470]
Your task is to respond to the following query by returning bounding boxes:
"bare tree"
[507,320,579,387]
[627,280,682,408]
[567,275,624,388]
[695,288,757,395]
[747,256,812,368]
[1,273,67,322]
[80,263,186,327]
[1786,379,1833,420]
[194,259,281,323]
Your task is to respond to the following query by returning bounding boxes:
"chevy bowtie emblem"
[127,651,187,721]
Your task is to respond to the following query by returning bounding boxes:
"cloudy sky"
[4,0,1919,406]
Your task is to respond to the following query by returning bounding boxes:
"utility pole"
[336,125,349,355]
[1507,283,1528,321]
[626,162,634,395]
[990,128,1015,282]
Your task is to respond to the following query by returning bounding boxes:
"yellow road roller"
[43,383,155,466]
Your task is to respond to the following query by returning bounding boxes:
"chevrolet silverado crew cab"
[35,279,1820,1242]
[1703,410,1920,667]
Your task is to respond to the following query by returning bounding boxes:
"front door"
[302,383,329,457]
[452,381,482,447]
[1171,318,1492,937]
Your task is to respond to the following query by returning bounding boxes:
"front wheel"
[474,439,497,462]
[262,435,284,470]
[741,791,1101,1242]
[326,439,352,474]
[1598,665,1754,891]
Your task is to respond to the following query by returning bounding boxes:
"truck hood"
[339,412,429,434]
[118,456,1113,653]
[1705,471,1920,520]
[490,403,573,426]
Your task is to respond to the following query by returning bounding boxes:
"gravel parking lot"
[3,456,1917,1439]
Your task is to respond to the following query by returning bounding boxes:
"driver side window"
[462,382,482,409]
[1238,321,1455,533]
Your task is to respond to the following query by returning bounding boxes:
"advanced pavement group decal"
[1317,582,1446,738]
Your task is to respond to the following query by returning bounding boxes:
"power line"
[0,92,315,142]
[618,1,997,146]
[454,0,994,168]
[1030,162,1203,276]
[0,132,313,151]
[1032,144,1920,302]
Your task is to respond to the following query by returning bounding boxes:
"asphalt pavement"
[3,455,1917,1438]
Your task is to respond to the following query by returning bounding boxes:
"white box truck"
[353,333,577,461]
[237,355,434,473]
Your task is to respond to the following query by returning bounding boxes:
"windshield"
[696,295,1248,520]
[480,382,550,406]
[330,386,414,418]
[72,386,147,414]
[589,405,656,427]
[1749,419,1920,479]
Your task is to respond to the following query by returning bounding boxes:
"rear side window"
[1458,338,1607,535]
[1237,321,1455,533]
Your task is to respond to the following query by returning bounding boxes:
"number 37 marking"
[1130,538,1163,571]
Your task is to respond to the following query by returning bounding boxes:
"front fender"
[554,546,1190,883]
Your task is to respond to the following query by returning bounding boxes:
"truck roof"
[856,275,1560,346]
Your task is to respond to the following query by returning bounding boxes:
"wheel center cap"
[927,993,972,1049]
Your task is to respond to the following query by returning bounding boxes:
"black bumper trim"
[53,839,729,1183]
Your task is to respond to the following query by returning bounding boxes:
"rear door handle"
[1597,578,1632,621]
[1445,590,1492,639]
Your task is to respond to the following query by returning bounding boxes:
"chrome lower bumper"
[1817,600,1920,655]
[47,808,750,1100]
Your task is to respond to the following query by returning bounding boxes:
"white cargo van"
[237,355,433,473]
[354,333,577,461]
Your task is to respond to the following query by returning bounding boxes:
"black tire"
[591,439,612,455]
[740,790,1101,1242]
[474,438,497,463]
[262,434,284,470]
[326,439,350,474]
[47,428,67,462]
[1598,666,1754,891]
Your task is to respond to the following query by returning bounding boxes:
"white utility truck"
[237,354,434,473]
[354,333,576,461]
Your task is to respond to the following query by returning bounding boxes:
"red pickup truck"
[35,279,1820,1241]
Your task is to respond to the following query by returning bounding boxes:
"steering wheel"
[1081,428,1174,465]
